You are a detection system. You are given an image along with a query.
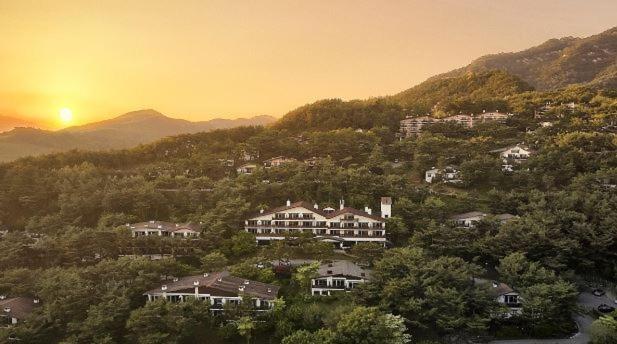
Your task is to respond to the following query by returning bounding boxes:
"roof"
[251,201,385,221]
[316,260,371,279]
[449,211,487,220]
[474,278,516,296]
[490,144,534,154]
[0,297,38,320]
[129,221,200,233]
[144,271,280,300]
[238,163,257,168]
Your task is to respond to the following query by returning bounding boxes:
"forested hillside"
[1,79,617,343]
[436,26,617,90]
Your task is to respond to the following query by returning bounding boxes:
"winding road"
[490,291,614,344]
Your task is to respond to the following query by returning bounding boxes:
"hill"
[0,110,275,161]
[275,70,532,132]
[437,26,617,90]
[0,115,39,133]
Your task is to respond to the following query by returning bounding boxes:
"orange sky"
[1,0,616,128]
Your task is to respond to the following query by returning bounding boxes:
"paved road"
[490,291,614,344]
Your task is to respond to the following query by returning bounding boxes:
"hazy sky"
[1,0,616,128]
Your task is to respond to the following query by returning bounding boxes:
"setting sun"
[59,108,73,124]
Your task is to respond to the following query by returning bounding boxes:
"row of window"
[246,220,383,229]
[246,228,384,237]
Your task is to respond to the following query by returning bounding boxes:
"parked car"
[597,304,615,313]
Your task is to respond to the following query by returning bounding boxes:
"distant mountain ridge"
[0,110,275,161]
[0,115,39,133]
[435,26,617,90]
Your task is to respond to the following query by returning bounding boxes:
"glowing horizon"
[1,0,616,129]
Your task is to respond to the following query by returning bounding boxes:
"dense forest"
[1,72,617,343]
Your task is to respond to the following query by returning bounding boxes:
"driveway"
[490,291,614,344]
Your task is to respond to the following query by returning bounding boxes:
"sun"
[59,108,73,124]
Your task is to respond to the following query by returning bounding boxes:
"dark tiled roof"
[0,297,38,320]
[474,278,516,296]
[316,260,371,279]
[449,211,487,220]
[252,202,385,221]
[144,271,280,300]
[130,221,200,233]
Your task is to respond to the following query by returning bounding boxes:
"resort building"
[144,271,280,313]
[244,198,391,248]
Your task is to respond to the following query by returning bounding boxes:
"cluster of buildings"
[243,197,391,248]
[399,111,512,138]
[237,156,321,175]
[423,144,535,184]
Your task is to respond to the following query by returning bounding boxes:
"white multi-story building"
[311,260,371,296]
[144,271,280,313]
[399,112,513,137]
[492,144,534,171]
[244,198,391,248]
[129,221,200,238]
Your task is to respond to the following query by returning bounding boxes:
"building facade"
[311,260,371,296]
[399,112,513,137]
[129,221,201,238]
[144,271,280,313]
[244,198,391,248]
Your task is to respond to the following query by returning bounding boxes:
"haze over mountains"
[2,26,616,162]
[0,110,275,162]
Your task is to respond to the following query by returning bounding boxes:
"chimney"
[161,285,168,291]
[3,307,10,313]
[203,273,209,277]
[314,203,319,210]
[267,288,272,293]
[33,298,40,304]
[380,197,392,219]
[259,209,264,214]
[286,199,291,206]
[339,199,345,210]
[364,206,372,215]
[193,281,200,286]
[492,281,498,288]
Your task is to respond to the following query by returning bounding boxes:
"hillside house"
[475,278,522,317]
[449,212,516,228]
[244,198,391,248]
[0,297,39,325]
[129,221,201,238]
[425,166,461,184]
[263,156,296,168]
[311,261,371,296]
[144,271,279,313]
[237,163,258,175]
[492,144,534,171]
